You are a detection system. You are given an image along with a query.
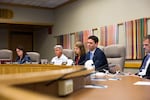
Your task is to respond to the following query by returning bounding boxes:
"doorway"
[9,31,33,61]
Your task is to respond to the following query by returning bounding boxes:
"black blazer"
[16,54,31,64]
[144,64,150,79]
[75,54,86,65]
[85,48,108,71]
[137,55,150,79]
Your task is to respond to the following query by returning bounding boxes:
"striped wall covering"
[106,24,119,45]
[63,34,71,49]
[56,30,93,49]
[56,18,147,60]
[125,21,133,59]
[74,31,83,42]
[125,18,147,60]
[56,34,71,49]
[83,30,93,44]
[57,25,119,49]
[98,25,119,46]
[100,26,107,46]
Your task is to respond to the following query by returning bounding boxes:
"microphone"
[95,63,111,72]
[46,67,87,86]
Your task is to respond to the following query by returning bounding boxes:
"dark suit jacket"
[85,48,108,71]
[136,55,150,79]
[144,64,150,79]
[75,54,86,65]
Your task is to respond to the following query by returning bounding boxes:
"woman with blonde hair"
[74,41,86,65]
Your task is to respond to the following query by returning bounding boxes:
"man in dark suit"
[135,35,150,79]
[85,35,108,71]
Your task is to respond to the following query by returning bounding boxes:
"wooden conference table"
[0,64,149,100]
[67,76,150,100]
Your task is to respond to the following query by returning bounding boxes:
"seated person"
[16,46,31,64]
[74,41,86,65]
[135,35,150,79]
[85,36,108,71]
[51,45,68,65]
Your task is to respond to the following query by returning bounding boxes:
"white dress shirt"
[51,54,68,65]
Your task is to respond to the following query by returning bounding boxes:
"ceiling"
[0,0,75,9]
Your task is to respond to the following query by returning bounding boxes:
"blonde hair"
[75,41,86,56]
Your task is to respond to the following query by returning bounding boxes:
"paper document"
[91,78,107,81]
[134,81,150,86]
[108,77,121,81]
[84,85,108,89]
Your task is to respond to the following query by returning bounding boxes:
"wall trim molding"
[0,19,53,26]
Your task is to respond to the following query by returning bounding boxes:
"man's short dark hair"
[144,35,150,41]
[88,35,99,43]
